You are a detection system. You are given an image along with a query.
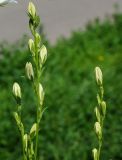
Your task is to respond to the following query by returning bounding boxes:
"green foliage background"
[0,12,122,160]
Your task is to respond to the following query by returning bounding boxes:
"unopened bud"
[30,123,37,138]
[92,148,98,160]
[25,62,34,80]
[23,134,28,153]
[35,32,41,45]
[39,83,44,105]
[28,39,35,56]
[13,112,21,125]
[39,45,47,65]
[101,101,106,116]
[95,107,100,123]
[95,67,103,85]
[28,2,36,18]
[94,122,102,139]
[13,82,21,99]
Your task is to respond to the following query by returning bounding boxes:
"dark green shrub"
[0,13,122,160]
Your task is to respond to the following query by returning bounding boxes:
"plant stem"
[18,105,27,160]
[34,32,41,160]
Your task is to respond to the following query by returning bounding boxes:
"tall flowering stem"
[13,2,47,160]
[92,67,107,160]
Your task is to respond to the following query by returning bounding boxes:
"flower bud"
[95,67,103,86]
[23,134,28,153]
[92,148,98,160]
[101,101,106,116]
[30,123,37,138]
[94,122,102,139]
[25,62,34,80]
[95,107,100,123]
[39,45,47,65]
[13,112,21,126]
[28,2,36,18]
[35,32,41,45]
[13,82,21,99]
[39,83,44,105]
[28,39,35,56]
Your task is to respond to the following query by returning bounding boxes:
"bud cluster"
[92,67,107,160]
[12,2,47,160]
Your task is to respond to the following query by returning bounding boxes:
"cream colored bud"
[28,2,36,18]
[13,82,21,99]
[95,107,100,123]
[35,33,41,44]
[39,45,47,64]
[94,122,102,139]
[23,134,28,153]
[28,39,35,56]
[13,112,21,125]
[25,62,34,80]
[95,67,103,85]
[39,83,44,105]
[101,101,106,116]
[92,148,98,160]
[30,123,37,137]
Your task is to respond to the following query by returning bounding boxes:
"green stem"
[21,131,27,160]
[35,82,40,160]
[18,105,27,160]
[34,31,41,160]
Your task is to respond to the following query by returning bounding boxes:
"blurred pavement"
[0,0,122,44]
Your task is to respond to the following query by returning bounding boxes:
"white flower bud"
[92,148,98,160]
[101,101,106,116]
[95,67,103,85]
[39,45,47,65]
[30,123,37,138]
[13,82,21,99]
[28,39,35,56]
[28,2,36,18]
[39,83,44,105]
[25,62,34,80]
[95,107,100,123]
[23,134,28,153]
[94,122,102,139]
[35,33,41,45]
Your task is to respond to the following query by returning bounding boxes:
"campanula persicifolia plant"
[12,2,47,160]
[92,67,107,160]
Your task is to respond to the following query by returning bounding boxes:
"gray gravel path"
[0,0,122,44]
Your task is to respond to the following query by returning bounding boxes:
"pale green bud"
[95,67,103,85]
[101,101,106,116]
[39,83,44,105]
[30,123,37,138]
[97,94,101,106]
[92,148,98,160]
[23,134,28,153]
[28,2,36,18]
[30,142,34,156]
[13,112,24,132]
[28,39,35,56]
[95,107,100,123]
[35,32,41,45]
[13,112,21,125]
[13,82,21,99]
[39,45,47,65]
[25,62,34,80]
[94,122,102,139]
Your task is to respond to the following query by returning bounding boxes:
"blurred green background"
[0,11,122,160]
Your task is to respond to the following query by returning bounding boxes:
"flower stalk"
[13,2,47,160]
[92,67,107,160]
